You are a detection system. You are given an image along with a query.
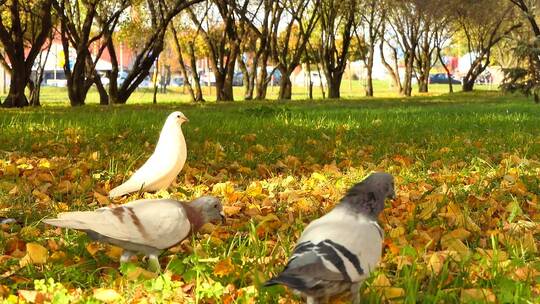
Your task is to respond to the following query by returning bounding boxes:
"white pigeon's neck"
[155,123,183,149]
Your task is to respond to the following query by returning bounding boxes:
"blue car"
[429,73,461,84]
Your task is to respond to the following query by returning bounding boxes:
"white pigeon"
[109,111,189,198]
[43,196,224,271]
[265,172,396,304]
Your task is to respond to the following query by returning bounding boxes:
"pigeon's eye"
[177,115,181,118]
[214,204,218,208]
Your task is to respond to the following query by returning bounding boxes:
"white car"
[294,71,327,86]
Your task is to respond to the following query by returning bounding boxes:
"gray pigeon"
[265,172,395,304]
[43,196,224,271]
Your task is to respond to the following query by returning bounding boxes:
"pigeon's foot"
[350,282,361,304]
[120,251,134,263]
[148,254,161,273]
[306,296,321,304]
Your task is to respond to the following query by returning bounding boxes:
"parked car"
[268,67,281,85]
[475,71,493,84]
[294,71,327,87]
[429,73,461,84]
[116,71,128,86]
[233,72,243,86]
[138,76,152,88]
[169,75,184,87]
[256,67,282,85]
[199,71,216,86]
[99,76,110,86]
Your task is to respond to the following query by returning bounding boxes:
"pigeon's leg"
[350,282,361,304]
[120,250,134,263]
[148,254,161,272]
[306,297,320,304]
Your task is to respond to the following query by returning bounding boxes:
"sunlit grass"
[0,91,538,303]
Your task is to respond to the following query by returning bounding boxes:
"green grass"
[0,79,495,105]
[0,91,539,303]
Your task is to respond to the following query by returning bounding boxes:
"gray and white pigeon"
[109,111,189,198]
[265,172,395,304]
[43,196,224,271]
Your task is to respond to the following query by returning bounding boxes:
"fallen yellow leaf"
[93,288,121,303]
[86,242,100,256]
[125,266,158,280]
[214,257,235,277]
[105,246,123,261]
[460,288,496,303]
[94,191,110,205]
[19,243,48,267]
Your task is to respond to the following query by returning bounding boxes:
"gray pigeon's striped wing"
[56,199,191,250]
[285,242,349,281]
[291,216,384,283]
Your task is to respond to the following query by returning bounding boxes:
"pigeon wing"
[44,199,191,250]
[108,153,179,197]
[288,211,383,283]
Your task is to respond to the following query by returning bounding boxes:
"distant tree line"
[0,0,535,107]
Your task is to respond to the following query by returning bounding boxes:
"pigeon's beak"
[220,211,226,224]
[182,116,189,123]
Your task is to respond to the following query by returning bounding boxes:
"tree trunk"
[328,76,342,99]
[462,79,475,92]
[255,51,270,100]
[256,66,269,100]
[170,25,196,102]
[307,62,313,100]
[380,41,403,95]
[28,80,40,107]
[67,79,89,106]
[188,43,204,102]
[214,72,233,102]
[418,78,428,93]
[437,47,453,93]
[365,49,374,97]
[94,71,109,105]
[316,64,326,99]
[29,37,53,107]
[152,57,159,104]
[215,73,234,102]
[246,54,258,101]
[106,36,119,105]
[402,52,415,97]
[237,57,252,100]
[62,41,90,106]
[278,69,292,100]
[2,59,29,108]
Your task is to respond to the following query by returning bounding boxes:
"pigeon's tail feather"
[43,212,96,230]
[108,180,142,198]
[264,274,307,290]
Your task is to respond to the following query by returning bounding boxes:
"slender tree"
[357,0,385,97]
[271,0,320,100]
[501,0,540,102]
[317,0,357,98]
[0,0,53,108]
[170,19,205,102]
[105,0,202,104]
[54,0,129,106]
[235,0,279,100]
[455,0,521,91]
[187,0,240,101]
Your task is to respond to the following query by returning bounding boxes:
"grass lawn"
[0,79,495,105]
[0,90,539,303]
